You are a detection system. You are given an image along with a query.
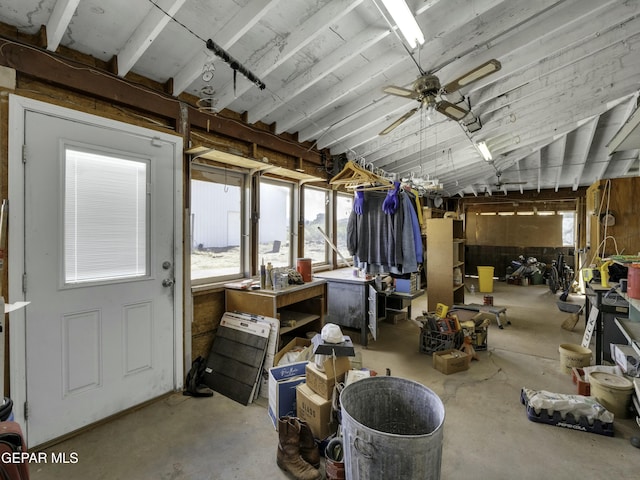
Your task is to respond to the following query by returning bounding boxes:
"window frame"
[258,176,297,268]
[335,191,354,268]
[189,163,248,285]
[301,185,331,267]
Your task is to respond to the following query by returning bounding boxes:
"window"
[64,147,148,284]
[303,187,329,265]
[190,166,245,283]
[259,178,294,267]
[559,211,576,247]
[335,192,353,266]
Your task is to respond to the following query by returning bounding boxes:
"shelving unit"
[426,218,465,312]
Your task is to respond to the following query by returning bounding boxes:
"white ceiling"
[2,0,640,197]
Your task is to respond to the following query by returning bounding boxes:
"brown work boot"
[276,417,321,480]
[296,418,320,468]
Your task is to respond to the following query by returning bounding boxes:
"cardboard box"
[433,349,470,374]
[268,361,307,430]
[571,367,590,395]
[259,352,275,399]
[612,344,640,376]
[296,383,336,440]
[305,356,351,399]
[386,310,406,324]
[311,334,355,356]
[274,337,312,366]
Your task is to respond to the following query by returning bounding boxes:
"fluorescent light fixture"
[380,0,425,49]
[477,141,492,161]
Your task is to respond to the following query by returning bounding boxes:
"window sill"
[191,281,229,295]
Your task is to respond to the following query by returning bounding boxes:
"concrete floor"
[31,280,640,479]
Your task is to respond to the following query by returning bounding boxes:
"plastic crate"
[419,328,463,354]
[396,273,419,293]
[520,389,613,437]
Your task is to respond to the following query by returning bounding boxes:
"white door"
[9,98,182,447]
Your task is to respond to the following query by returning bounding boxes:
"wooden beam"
[187,109,321,163]
[0,38,181,120]
[0,38,322,164]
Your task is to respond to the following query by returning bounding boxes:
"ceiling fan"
[379,59,501,135]
[493,170,527,188]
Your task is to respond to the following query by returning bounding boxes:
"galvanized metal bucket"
[340,376,445,480]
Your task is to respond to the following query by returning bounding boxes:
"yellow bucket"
[477,266,495,293]
[558,343,591,374]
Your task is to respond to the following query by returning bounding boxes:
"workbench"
[225,279,326,346]
[314,269,425,347]
[584,282,629,364]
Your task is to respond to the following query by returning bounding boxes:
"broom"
[561,312,580,331]
[560,303,583,331]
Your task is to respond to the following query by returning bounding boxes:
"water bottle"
[453,267,462,286]
[470,284,476,295]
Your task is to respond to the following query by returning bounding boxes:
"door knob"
[162,278,175,288]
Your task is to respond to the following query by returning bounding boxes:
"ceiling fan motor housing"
[413,74,441,97]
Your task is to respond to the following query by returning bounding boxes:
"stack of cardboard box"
[267,338,312,430]
[296,335,355,439]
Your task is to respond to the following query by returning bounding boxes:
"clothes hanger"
[330,160,393,190]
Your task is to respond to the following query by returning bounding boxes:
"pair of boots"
[276,416,321,480]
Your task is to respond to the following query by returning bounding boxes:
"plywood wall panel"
[587,178,640,257]
[467,213,562,247]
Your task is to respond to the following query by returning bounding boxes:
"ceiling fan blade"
[379,108,418,135]
[442,59,501,93]
[494,180,527,186]
[384,85,420,99]
[435,100,469,121]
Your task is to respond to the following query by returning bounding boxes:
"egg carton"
[520,388,614,437]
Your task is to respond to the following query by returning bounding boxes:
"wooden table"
[225,279,326,344]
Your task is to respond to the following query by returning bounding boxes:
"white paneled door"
[8,96,182,447]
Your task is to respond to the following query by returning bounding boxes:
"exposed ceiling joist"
[2,0,639,195]
[45,0,80,52]
[117,0,188,77]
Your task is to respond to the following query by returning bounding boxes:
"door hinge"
[22,273,27,293]
[24,401,29,420]
[22,144,27,163]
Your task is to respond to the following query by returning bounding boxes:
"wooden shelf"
[279,311,321,335]
[225,280,326,344]
[426,218,465,311]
